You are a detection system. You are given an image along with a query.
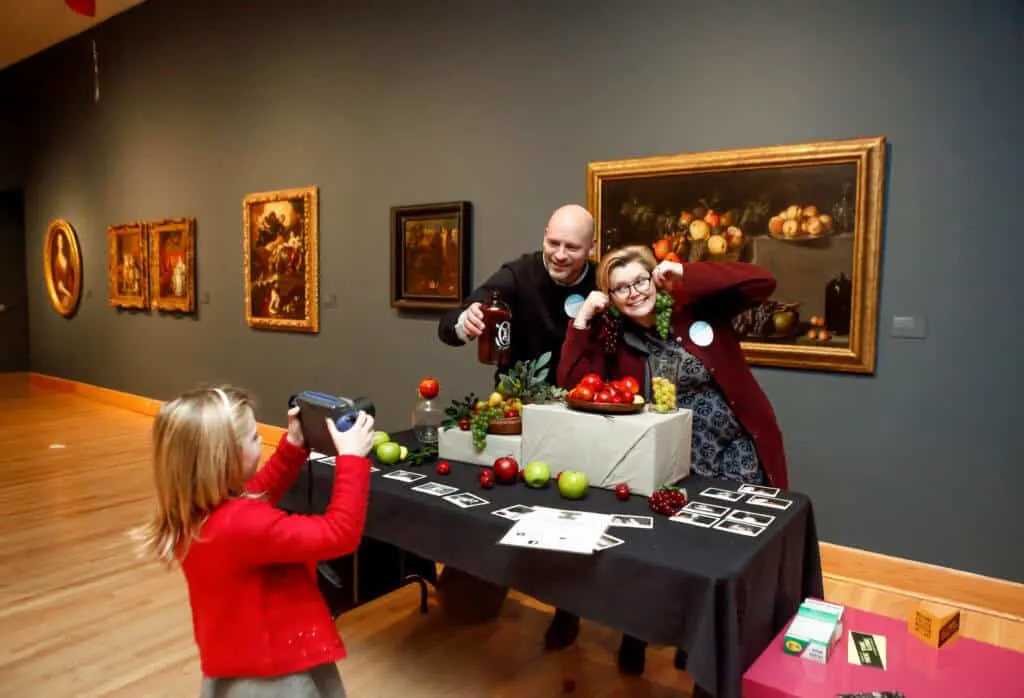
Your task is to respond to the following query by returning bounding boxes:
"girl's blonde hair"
[135,385,257,567]
[596,245,658,294]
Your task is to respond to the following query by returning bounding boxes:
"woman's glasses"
[609,274,652,299]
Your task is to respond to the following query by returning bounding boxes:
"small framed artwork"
[390,201,472,310]
[108,221,149,309]
[587,136,886,374]
[148,217,196,313]
[243,186,319,333]
[43,218,83,318]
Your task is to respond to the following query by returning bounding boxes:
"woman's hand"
[574,290,610,328]
[652,260,684,289]
[286,406,304,447]
[326,411,376,458]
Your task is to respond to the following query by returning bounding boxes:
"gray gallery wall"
[4,0,1022,582]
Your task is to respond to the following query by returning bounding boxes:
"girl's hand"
[326,411,376,458]
[286,406,305,447]
[652,260,684,289]
[574,290,610,328]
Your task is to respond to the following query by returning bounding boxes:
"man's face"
[542,224,593,284]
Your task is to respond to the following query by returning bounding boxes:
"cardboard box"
[783,598,845,664]
[519,403,691,496]
[908,601,961,648]
[438,426,522,467]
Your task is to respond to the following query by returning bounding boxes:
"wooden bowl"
[487,416,522,435]
[565,398,645,415]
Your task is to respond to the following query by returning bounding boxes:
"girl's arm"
[244,433,310,505]
[557,319,609,388]
[225,453,372,564]
[671,262,776,319]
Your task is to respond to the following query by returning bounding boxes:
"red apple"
[479,470,495,489]
[458,418,470,431]
[418,377,440,400]
[615,483,630,501]
[492,456,519,485]
[437,460,451,475]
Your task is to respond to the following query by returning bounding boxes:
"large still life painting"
[43,219,83,318]
[108,222,149,309]
[390,201,471,310]
[243,186,319,333]
[148,217,196,313]
[587,136,886,374]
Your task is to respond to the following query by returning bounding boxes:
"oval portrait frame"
[43,218,83,318]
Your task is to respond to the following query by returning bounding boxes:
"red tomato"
[576,386,595,402]
[581,374,603,391]
[595,390,613,403]
[619,390,634,403]
[621,376,640,394]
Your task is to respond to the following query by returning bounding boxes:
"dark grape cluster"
[598,313,621,354]
[654,292,674,339]
[470,405,504,450]
[752,301,777,335]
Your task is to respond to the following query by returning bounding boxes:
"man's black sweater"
[438,251,596,386]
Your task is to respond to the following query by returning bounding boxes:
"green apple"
[523,460,551,488]
[558,471,589,500]
[373,431,391,447]
[375,441,401,465]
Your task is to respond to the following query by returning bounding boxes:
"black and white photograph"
[411,481,459,497]
[747,495,793,511]
[443,492,490,509]
[594,533,625,551]
[738,484,781,497]
[382,470,427,484]
[713,519,766,537]
[609,514,654,529]
[726,510,775,527]
[491,504,536,521]
[669,510,719,528]
[682,501,730,518]
[699,487,745,503]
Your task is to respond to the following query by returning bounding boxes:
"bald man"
[438,204,597,384]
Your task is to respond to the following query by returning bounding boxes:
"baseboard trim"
[25,372,1024,621]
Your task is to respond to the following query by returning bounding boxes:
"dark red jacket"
[557,262,789,489]
[180,435,371,678]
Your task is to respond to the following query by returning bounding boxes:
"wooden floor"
[0,374,1020,697]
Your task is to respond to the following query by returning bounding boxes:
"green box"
[783,599,845,664]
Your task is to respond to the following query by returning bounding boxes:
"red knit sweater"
[180,434,370,678]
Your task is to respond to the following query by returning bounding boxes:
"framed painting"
[390,201,472,310]
[587,136,886,374]
[148,217,196,313]
[43,219,83,318]
[243,186,319,332]
[108,221,149,309]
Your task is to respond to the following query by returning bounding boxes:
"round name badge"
[564,294,585,318]
[689,320,714,347]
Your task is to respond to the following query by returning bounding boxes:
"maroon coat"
[557,262,789,490]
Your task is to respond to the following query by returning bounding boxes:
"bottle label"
[494,320,511,350]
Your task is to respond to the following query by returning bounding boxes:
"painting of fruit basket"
[587,136,886,374]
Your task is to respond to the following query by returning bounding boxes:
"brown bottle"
[824,272,852,335]
[478,290,512,366]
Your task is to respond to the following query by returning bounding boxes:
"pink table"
[742,606,1024,697]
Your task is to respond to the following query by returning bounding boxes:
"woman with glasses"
[553,244,789,675]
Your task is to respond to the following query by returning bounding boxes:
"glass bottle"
[824,272,852,335]
[412,389,442,447]
[478,290,512,366]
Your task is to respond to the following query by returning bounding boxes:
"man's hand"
[460,302,486,338]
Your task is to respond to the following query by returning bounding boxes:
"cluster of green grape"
[651,376,677,412]
[470,405,504,449]
[654,292,674,339]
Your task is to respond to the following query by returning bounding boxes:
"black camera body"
[289,391,375,456]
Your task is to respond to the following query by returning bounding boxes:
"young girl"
[135,385,376,698]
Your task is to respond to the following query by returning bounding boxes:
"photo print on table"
[443,492,490,509]
[713,519,766,537]
[725,510,775,527]
[594,534,625,551]
[382,470,427,483]
[746,495,793,510]
[669,510,719,528]
[682,501,731,518]
[699,487,745,503]
[491,504,536,521]
[411,482,459,497]
[609,514,655,529]
[738,484,781,497]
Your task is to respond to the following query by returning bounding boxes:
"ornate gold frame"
[242,186,319,333]
[43,219,83,318]
[587,136,886,374]
[107,221,149,310]
[148,217,196,313]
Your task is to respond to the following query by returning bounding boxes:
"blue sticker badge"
[564,294,585,318]
[689,320,714,347]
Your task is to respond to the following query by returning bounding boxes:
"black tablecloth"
[281,431,823,698]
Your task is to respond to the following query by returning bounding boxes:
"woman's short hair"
[596,245,658,294]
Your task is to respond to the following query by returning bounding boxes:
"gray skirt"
[199,662,346,698]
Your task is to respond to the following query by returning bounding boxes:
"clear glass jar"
[412,395,442,447]
[649,354,681,413]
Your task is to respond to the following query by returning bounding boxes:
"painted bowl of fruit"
[732,301,803,340]
[767,205,835,244]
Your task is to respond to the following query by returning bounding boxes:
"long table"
[281,431,823,698]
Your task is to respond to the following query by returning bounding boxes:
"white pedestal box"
[438,426,523,467]
[520,403,692,496]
